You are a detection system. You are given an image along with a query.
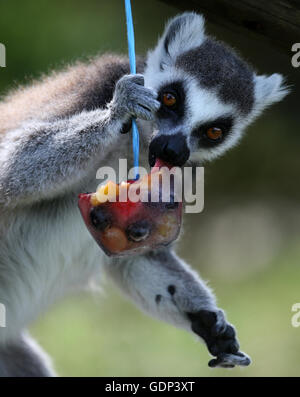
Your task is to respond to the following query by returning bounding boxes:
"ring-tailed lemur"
[0,13,288,376]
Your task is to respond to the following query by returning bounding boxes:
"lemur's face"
[144,13,288,167]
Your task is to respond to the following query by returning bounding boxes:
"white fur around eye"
[186,79,235,127]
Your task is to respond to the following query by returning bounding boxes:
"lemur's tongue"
[78,159,182,257]
[151,158,172,170]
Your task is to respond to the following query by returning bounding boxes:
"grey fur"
[0,12,288,376]
[176,38,255,115]
[0,73,159,207]
[105,249,217,329]
[0,333,55,377]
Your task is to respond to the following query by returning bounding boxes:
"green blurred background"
[1,0,300,377]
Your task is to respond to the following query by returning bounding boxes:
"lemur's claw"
[187,309,251,369]
[208,351,251,368]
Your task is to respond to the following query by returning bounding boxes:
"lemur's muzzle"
[149,133,190,167]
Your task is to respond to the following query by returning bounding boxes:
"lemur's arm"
[104,248,251,368]
[0,75,159,207]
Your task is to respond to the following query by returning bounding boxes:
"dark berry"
[126,220,151,242]
[90,207,111,231]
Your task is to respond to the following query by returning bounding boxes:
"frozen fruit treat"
[78,160,182,256]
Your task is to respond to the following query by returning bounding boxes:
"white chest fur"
[0,199,104,343]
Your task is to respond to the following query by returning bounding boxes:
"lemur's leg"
[104,248,251,368]
[0,332,56,377]
[0,75,160,207]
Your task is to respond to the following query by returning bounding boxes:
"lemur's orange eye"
[162,92,177,107]
[206,127,223,141]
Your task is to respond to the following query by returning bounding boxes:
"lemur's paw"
[115,74,160,121]
[187,309,251,369]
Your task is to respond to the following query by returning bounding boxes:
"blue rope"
[124,0,139,180]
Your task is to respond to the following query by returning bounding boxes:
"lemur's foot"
[114,74,161,121]
[187,309,251,369]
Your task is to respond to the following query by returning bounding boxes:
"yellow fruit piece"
[101,227,128,253]
[157,214,178,238]
[95,185,108,203]
[90,193,99,207]
[96,181,119,203]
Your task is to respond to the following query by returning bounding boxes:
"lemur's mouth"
[78,159,182,257]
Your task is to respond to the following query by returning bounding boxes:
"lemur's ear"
[163,13,205,59]
[147,12,205,72]
[253,73,290,113]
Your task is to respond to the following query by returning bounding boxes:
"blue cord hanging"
[124,0,139,180]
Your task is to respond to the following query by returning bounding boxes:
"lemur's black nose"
[149,133,190,167]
